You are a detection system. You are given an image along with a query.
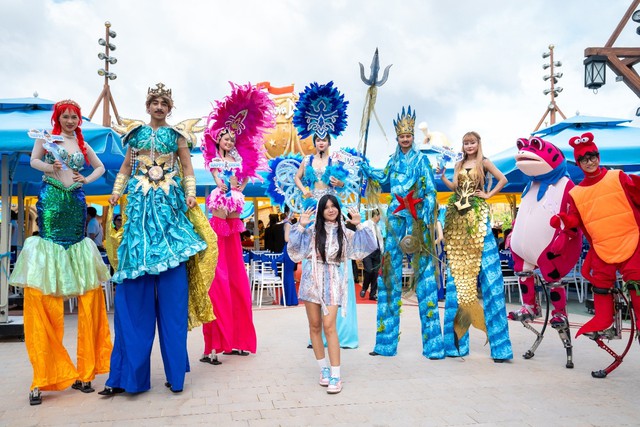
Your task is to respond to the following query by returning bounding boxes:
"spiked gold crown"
[394,105,416,136]
[147,82,172,100]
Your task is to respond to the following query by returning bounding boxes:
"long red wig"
[50,100,89,164]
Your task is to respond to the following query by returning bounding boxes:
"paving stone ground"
[1,295,638,426]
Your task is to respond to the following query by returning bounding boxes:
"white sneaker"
[319,367,330,386]
[327,377,342,394]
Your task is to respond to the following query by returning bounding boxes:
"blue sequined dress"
[112,126,207,283]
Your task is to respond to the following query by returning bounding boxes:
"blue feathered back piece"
[293,81,348,140]
[264,153,304,210]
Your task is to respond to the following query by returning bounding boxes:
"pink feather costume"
[201,83,275,357]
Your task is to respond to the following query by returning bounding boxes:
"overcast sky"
[2,0,640,167]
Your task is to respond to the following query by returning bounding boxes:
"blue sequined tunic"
[112,125,207,283]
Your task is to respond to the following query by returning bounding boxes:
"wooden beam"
[88,86,107,121]
[605,0,640,47]
[606,54,640,98]
[585,47,640,57]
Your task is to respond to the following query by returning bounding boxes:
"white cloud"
[2,0,639,167]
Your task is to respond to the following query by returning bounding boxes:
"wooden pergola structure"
[584,0,640,98]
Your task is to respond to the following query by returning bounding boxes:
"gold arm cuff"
[112,173,129,196]
[183,175,196,198]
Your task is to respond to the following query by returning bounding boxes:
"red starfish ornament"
[392,190,423,220]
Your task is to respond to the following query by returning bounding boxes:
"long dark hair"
[314,194,344,263]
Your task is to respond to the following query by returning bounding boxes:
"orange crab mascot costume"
[551,132,640,339]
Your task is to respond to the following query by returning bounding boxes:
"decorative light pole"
[534,44,566,131]
[88,21,122,127]
[583,0,640,97]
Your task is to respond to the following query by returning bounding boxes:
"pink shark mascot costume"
[508,137,582,359]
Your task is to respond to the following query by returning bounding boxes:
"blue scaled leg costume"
[366,138,444,359]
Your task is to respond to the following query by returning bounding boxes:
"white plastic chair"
[255,258,285,308]
[501,261,519,303]
[249,259,263,302]
[102,281,114,311]
[402,256,414,288]
[562,259,586,303]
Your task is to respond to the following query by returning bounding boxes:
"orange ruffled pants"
[24,287,112,391]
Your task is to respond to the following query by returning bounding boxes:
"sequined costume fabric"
[9,176,109,296]
[44,147,85,171]
[113,126,207,283]
[9,174,112,392]
[288,222,377,316]
[443,168,512,359]
[206,167,245,215]
[366,148,445,359]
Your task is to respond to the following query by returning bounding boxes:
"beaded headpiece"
[292,81,348,140]
[394,106,416,136]
[202,82,276,182]
[147,82,173,100]
[54,99,81,109]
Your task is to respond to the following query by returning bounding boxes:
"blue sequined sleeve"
[287,224,313,263]
[362,159,389,186]
[417,154,437,224]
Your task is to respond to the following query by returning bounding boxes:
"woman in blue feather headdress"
[292,81,350,207]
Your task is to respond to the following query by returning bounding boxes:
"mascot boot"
[549,286,568,326]
[576,286,614,337]
[627,280,640,325]
[508,276,540,322]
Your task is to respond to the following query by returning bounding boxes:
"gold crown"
[55,99,81,109]
[394,106,416,136]
[147,82,172,100]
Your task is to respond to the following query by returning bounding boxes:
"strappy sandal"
[71,380,95,393]
[223,349,249,356]
[199,354,222,365]
[29,388,42,406]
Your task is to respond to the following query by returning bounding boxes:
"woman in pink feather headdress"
[200,82,275,363]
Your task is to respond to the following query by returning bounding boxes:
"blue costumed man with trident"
[357,50,445,359]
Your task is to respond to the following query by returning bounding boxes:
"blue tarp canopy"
[0,97,124,195]
[0,98,124,162]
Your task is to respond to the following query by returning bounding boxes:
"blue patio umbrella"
[0,97,124,196]
[533,115,640,172]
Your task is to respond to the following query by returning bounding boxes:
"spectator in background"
[360,210,383,301]
[258,220,265,250]
[86,206,104,251]
[10,210,19,255]
[264,213,285,253]
[112,214,122,232]
[500,228,512,251]
[240,230,254,249]
[492,227,503,249]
